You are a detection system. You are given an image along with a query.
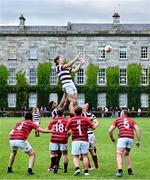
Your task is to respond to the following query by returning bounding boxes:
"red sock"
[92,155,99,169]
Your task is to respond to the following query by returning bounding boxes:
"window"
[50,47,57,60]
[29,47,37,60]
[120,47,127,59]
[8,68,16,85]
[141,93,149,108]
[97,69,106,85]
[119,93,127,108]
[8,93,16,107]
[141,46,148,59]
[29,68,36,85]
[141,69,148,85]
[76,68,85,85]
[8,45,16,59]
[78,93,85,107]
[97,93,106,108]
[98,47,105,59]
[49,93,58,103]
[120,69,127,85]
[50,68,57,85]
[77,46,84,58]
[29,93,37,108]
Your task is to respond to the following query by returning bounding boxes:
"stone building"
[0,13,150,109]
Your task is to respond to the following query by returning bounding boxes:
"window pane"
[29,68,36,85]
[8,68,16,85]
[119,93,127,108]
[78,93,85,107]
[119,69,127,85]
[76,68,85,85]
[141,93,149,108]
[97,69,106,85]
[29,47,37,60]
[29,93,37,108]
[141,46,148,59]
[77,46,84,58]
[50,69,57,85]
[8,93,16,107]
[49,93,58,103]
[50,47,57,60]
[141,69,148,85]
[98,47,105,59]
[120,47,127,59]
[8,45,16,59]
[98,93,106,108]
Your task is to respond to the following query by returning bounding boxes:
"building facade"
[0,13,150,110]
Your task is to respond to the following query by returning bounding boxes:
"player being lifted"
[54,54,85,114]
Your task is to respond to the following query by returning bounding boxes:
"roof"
[0,23,150,36]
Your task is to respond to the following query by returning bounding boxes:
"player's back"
[114,117,136,139]
[49,116,69,144]
[69,116,90,142]
[10,120,37,140]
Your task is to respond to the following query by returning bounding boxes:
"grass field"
[0,117,150,179]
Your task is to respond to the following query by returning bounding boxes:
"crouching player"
[8,113,53,176]
[82,103,99,169]
[66,106,98,176]
[47,108,69,173]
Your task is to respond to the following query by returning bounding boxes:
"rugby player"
[109,109,140,177]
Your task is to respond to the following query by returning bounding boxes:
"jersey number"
[16,124,23,130]
[77,120,82,135]
[55,123,64,132]
[123,118,129,129]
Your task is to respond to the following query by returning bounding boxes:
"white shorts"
[9,140,32,153]
[117,138,134,149]
[63,83,77,94]
[50,143,68,152]
[72,141,89,155]
[88,133,96,149]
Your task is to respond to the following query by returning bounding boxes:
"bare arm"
[37,127,53,133]
[71,58,85,73]
[63,54,80,69]
[108,125,116,143]
[134,124,141,147]
[57,93,67,108]
[93,118,99,127]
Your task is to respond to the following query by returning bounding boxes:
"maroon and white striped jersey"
[112,117,137,139]
[10,120,39,140]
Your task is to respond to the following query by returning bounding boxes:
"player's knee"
[116,150,123,156]
[28,149,36,157]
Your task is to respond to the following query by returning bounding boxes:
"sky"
[0,0,150,26]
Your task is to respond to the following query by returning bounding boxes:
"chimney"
[19,14,25,30]
[67,22,72,31]
[112,13,120,24]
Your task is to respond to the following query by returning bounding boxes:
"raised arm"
[63,54,80,69]
[71,58,85,73]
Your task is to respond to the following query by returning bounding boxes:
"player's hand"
[75,54,80,60]
[80,58,85,65]
[111,138,115,143]
[136,141,140,148]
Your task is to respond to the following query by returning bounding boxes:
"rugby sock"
[84,169,88,173]
[56,151,62,168]
[92,155,99,169]
[75,167,80,170]
[128,168,133,175]
[64,163,68,173]
[118,169,123,173]
[28,168,32,173]
[94,147,97,153]
[7,167,13,173]
[51,157,57,167]
[88,157,91,168]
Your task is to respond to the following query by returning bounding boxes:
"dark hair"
[74,106,82,116]
[86,103,92,111]
[49,101,55,110]
[25,112,33,121]
[57,107,64,116]
[54,56,60,65]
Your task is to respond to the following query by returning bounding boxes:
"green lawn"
[0,117,150,179]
